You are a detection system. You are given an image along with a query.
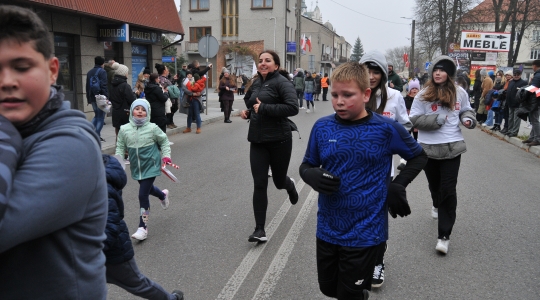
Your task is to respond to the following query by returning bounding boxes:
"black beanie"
[94,56,105,65]
[143,68,151,75]
[432,60,455,77]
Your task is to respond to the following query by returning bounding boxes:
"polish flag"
[301,34,306,51]
[403,53,408,62]
[525,85,540,97]
[306,35,312,52]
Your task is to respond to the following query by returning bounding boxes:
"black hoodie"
[110,75,136,128]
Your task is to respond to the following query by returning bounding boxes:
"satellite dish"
[325,46,331,54]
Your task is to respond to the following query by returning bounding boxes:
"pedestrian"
[321,72,330,101]
[115,99,172,241]
[360,50,413,288]
[86,55,108,141]
[304,71,315,113]
[0,6,108,298]
[387,64,404,92]
[220,69,236,123]
[102,155,184,300]
[477,68,493,124]
[145,73,169,133]
[105,60,119,93]
[110,63,136,139]
[490,70,507,131]
[134,73,146,98]
[522,60,540,146]
[314,73,322,101]
[293,69,306,109]
[300,62,427,300]
[240,50,299,243]
[409,55,477,254]
[505,69,528,137]
[236,73,244,95]
[182,73,206,133]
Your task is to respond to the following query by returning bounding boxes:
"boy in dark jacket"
[103,154,184,300]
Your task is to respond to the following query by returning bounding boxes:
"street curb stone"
[479,125,540,157]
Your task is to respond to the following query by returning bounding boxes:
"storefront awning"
[28,0,184,34]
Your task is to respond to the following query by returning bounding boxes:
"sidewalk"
[100,91,243,155]
[479,119,540,156]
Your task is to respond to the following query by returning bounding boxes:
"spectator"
[180,72,205,134]
[387,64,403,92]
[86,55,108,141]
[105,60,119,93]
[304,71,315,113]
[314,73,322,101]
[321,73,330,101]
[293,69,305,109]
[489,70,507,131]
[522,60,540,146]
[0,6,108,298]
[499,70,514,134]
[472,69,482,112]
[219,69,236,123]
[110,64,136,139]
[145,73,168,133]
[477,68,493,124]
[505,69,527,137]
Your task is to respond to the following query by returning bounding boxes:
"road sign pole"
[206,34,209,115]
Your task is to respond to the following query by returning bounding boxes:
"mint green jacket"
[115,99,171,180]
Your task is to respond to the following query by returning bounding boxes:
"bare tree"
[385,46,410,73]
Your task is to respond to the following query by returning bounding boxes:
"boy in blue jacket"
[103,154,184,300]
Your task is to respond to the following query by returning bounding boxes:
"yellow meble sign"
[466,33,481,39]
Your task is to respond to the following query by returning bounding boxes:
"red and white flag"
[306,35,312,52]
[300,34,306,51]
[525,85,540,97]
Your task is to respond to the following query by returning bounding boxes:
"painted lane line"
[216,180,306,300]
[251,189,318,300]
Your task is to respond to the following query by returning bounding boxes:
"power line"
[328,0,410,25]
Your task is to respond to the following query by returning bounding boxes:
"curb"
[101,110,241,155]
[478,125,540,157]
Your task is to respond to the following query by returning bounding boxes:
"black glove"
[301,167,340,195]
[387,182,411,218]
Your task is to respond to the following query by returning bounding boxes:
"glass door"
[54,34,77,109]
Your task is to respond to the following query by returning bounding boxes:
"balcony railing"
[185,42,199,53]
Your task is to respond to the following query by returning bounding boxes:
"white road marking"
[216,180,306,300]
[251,189,318,300]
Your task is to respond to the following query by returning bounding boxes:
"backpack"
[89,69,102,95]
[168,84,180,99]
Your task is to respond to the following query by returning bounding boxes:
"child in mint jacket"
[115,99,172,241]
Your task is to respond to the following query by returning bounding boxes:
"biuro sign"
[460,31,511,52]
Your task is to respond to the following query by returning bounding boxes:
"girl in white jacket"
[360,50,412,289]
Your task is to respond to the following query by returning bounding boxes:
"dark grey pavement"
[105,96,540,300]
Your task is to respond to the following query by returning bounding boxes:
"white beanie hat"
[408,79,420,91]
[111,62,119,70]
[115,64,129,77]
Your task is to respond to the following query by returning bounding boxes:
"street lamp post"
[269,17,276,50]
[401,17,415,78]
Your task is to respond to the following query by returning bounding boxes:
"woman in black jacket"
[145,73,168,132]
[110,64,136,139]
[240,50,299,243]
[472,69,482,111]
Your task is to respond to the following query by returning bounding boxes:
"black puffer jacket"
[244,70,299,143]
[507,79,528,108]
[145,82,168,126]
[110,75,136,128]
[102,155,133,265]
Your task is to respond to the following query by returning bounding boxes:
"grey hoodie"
[360,50,389,80]
[0,99,108,299]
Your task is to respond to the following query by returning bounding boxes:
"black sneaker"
[397,163,406,171]
[288,178,299,205]
[248,226,267,243]
[172,289,184,300]
[500,128,508,134]
[100,137,105,142]
[372,263,385,288]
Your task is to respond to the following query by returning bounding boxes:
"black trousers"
[322,87,329,101]
[250,138,294,227]
[317,238,383,299]
[423,155,461,239]
[223,99,233,120]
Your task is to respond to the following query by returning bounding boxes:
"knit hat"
[513,69,522,75]
[130,99,150,114]
[143,68,151,75]
[194,73,200,81]
[488,70,494,76]
[430,56,456,78]
[223,69,230,74]
[115,64,129,77]
[360,50,388,81]
[94,56,105,65]
[504,70,513,76]
[408,79,420,91]
[111,62,119,70]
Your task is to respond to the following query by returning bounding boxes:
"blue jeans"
[91,102,105,137]
[484,109,494,126]
[188,99,202,128]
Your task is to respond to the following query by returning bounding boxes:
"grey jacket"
[0,100,108,299]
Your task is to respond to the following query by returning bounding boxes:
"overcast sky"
[174,0,417,52]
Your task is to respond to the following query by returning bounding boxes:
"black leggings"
[250,138,295,227]
[223,99,233,120]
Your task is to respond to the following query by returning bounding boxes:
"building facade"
[4,0,184,119]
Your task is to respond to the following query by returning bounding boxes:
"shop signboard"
[130,27,160,44]
[460,31,511,52]
[98,24,129,42]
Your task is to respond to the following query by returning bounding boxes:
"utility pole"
[411,19,415,77]
[296,0,302,69]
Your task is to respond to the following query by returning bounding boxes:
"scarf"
[17,85,64,138]
[133,116,147,127]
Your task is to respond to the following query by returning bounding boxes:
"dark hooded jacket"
[102,154,134,265]
[145,82,168,128]
[244,70,299,143]
[110,75,136,128]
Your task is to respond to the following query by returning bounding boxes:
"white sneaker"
[431,207,438,219]
[169,141,174,145]
[306,109,311,113]
[436,238,449,254]
[300,107,306,109]
[161,189,170,209]
[268,168,272,177]
[131,227,148,240]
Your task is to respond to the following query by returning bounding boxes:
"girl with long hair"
[409,56,477,255]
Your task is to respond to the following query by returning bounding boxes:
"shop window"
[190,0,209,11]
[190,27,212,42]
[132,44,149,88]
[104,42,122,63]
[252,0,272,8]
[54,34,77,109]
[222,0,238,36]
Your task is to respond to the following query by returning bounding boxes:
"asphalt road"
[107,99,540,300]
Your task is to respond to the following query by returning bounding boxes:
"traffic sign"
[198,35,219,58]
[162,56,175,63]
[425,62,431,70]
